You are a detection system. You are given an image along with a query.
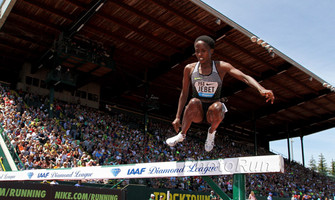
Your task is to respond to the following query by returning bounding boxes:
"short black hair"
[195,35,215,49]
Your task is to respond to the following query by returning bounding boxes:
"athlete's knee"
[185,98,203,121]
[208,102,225,121]
[209,102,223,113]
[187,98,202,109]
[189,98,201,105]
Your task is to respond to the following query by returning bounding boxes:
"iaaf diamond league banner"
[0,155,284,181]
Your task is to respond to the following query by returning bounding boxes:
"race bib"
[195,81,218,98]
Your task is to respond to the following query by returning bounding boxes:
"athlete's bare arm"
[216,61,275,104]
[172,63,196,133]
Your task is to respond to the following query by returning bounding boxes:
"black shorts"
[202,102,212,119]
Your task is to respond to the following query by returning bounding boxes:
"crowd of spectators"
[0,84,334,199]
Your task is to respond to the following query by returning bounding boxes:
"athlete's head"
[194,35,215,63]
[195,35,215,49]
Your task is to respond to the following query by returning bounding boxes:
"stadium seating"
[0,85,334,199]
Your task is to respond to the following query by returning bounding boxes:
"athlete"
[166,35,274,152]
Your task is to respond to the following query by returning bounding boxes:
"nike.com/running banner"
[0,155,284,181]
[0,181,122,200]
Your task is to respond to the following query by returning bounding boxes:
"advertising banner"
[0,181,122,200]
[0,155,284,181]
[126,185,212,200]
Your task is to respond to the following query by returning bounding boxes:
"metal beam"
[227,89,332,126]
[21,0,75,21]
[148,0,212,35]
[110,1,194,43]
[10,10,62,32]
[31,0,107,74]
[67,0,107,37]
[1,23,51,47]
[300,134,305,167]
[95,12,182,53]
[203,176,231,200]
[262,113,335,141]
[233,174,246,200]
[223,39,278,71]
[222,63,292,97]
[84,25,168,60]
[0,42,38,58]
[147,25,234,82]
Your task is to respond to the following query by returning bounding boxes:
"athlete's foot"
[166,132,185,147]
[205,128,216,152]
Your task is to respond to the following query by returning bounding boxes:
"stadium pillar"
[286,124,291,162]
[233,174,246,200]
[300,134,305,167]
[49,86,54,118]
[144,67,148,134]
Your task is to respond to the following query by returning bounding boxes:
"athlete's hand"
[260,89,275,104]
[172,118,181,133]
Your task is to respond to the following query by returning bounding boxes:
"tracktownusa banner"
[0,155,284,181]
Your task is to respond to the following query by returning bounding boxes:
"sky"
[201,0,335,168]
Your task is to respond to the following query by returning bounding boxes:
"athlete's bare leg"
[166,98,203,146]
[181,98,204,135]
[207,102,225,133]
[205,102,225,151]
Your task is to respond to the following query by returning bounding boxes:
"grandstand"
[0,0,334,200]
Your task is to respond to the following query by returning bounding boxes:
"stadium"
[0,0,334,200]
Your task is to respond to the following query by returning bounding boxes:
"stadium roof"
[0,0,334,145]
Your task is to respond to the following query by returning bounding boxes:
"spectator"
[249,191,257,200]
[149,194,155,200]
[74,180,82,187]
[50,180,59,185]
[210,190,218,200]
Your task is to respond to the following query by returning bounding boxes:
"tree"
[330,159,335,176]
[309,155,317,171]
[317,153,328,175]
